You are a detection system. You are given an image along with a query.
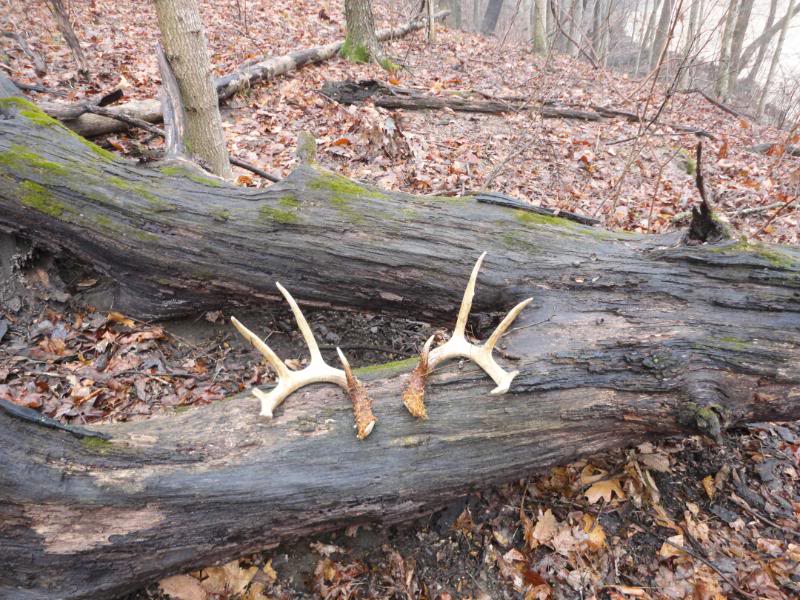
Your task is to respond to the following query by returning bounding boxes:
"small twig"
[11,80,64,95]
[728,493,800,539]
[82,104,279,183]
[229,157,279,182]
[679,88,753,121]
[83,105,163,135]
[757,195,799,235]
[734,202,785,217]
[628,514,757,600]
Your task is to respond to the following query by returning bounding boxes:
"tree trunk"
[756,0,794,118]
[342,0,383,64]
[680,0,701,86]
[738,0,800,79]
[2,96,800,600]
[591,0,608,63]
[153,0,232,178]
[715,0,739,101]
[649,0,674,72]
[727,0,754,92]
[447,0,462,28]
[532,0,547,52]
[45,0,89,75]
[427,0,436,42]
[744,0,778,90]
[567,0,583,57]
[481,0,505,34]
[639,0,660,73]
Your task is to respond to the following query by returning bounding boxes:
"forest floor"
[1,1,799,599]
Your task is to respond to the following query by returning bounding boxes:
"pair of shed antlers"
[231,253,532,440]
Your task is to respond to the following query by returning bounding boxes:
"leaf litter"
[0,0,799,598]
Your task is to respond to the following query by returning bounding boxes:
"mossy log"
[1,96,800,599]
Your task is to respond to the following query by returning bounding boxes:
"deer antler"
[402,252,532,418]
[231,283,376,439]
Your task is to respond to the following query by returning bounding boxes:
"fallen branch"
[321,80,716,139]
[679,88,753,121]
[746,143,800,158]
[38,11,450,138]
[73,89,280,182]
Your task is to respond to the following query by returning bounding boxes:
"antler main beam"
[231,283,375,439]
[403,252,532,418]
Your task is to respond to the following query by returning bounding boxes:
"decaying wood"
[1,95,800,600]
[320,80,716,139]
[156,42,187,161]
[747,142,800,158]
[37,11,449,138]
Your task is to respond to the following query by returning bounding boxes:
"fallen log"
[320,80,717,138]
[1,96,800,599]
[37,11,449,138]
[747,142,800,158]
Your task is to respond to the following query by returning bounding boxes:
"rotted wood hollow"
[1,97,800,599]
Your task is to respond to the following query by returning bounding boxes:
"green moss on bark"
[108,176,175,212]
[0,144,70,177]
[707,240,799,269]
[340,37,371,63]
[258,206,300,224]
[0,97,118,162]
[160,165,224,188]
[18,181,66,217]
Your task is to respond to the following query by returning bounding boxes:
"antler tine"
[230,316,289,380]
[484,297,533,352]
[453,251,486,337]
[276,281,324,365]
[403,252,530,416]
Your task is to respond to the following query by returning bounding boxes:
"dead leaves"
[159,560,265,600]
[581,465,625,504]
[0,307,230,423]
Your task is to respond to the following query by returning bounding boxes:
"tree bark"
[744,0,777,90]
[638,0,660,73]
[715,0,740,101]
[649,0,674,72]
[532,0,547,52]
[566,0,583,57]
[738,0,800,78]
[1,95,716,321]
[481,0,505,34]
[680,0,701,86]
[727,0,754,90]
[2,96,800,600]
[756,0,794,119]
[153,0,232,178]
[342,0,383,64]
[45,0,89,76]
